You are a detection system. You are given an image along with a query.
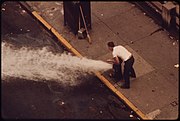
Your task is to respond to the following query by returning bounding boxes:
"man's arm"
[113,56,120,64]
[106,56,120,64]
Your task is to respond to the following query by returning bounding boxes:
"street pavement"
[25,1,179,119]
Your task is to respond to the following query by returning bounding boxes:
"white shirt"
[112,45,132,61]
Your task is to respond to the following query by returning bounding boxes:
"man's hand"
[106,59,114,64]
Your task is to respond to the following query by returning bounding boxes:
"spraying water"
[2,42,112,86]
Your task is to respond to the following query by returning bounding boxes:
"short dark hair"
[107,42,115,47]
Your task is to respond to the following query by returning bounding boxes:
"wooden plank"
[32,11,52,30]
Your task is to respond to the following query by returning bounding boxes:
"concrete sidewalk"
[23,1,179,119]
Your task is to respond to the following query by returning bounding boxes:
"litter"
[27,30,30,32]
[130,114,133,118]
[49,13,53,16]
[137,117,141,120]
[101,14,103,16]
[174,64,179,68]
[2,8,5,11]
[130,41,134,44]
[59,101,65,105]
[55,2,62,6]
[20,29,23,31]
[22,10,26,13]
[173,42,176,45]
[100,110,103,114]
[143,13,146,15]
[91,98,94,100]
[169,36,174,39]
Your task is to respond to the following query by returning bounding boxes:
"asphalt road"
[1,1,139,119]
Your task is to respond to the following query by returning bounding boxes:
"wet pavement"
[1,2,138,119]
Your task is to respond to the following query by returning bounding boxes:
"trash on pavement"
[61,101,65,105]
[22,10,26,13]
[130,114,134,118]
[174,64,179,68]
[169,36,174,39]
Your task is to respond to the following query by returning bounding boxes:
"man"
[107,42,136,89]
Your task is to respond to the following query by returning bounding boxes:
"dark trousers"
[112,57,123,80]
[124,56,136,87]
[113,64,123,80]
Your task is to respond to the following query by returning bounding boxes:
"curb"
[18,2,149,120]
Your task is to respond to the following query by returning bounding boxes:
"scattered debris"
[130,41,134,44]
[169,36,174,39]
[173,42,176,45]
[99,110,103,114]
[27,30,30,32]
[2,8,5,11]
[10,32,13,34]
[137,117,141,120]
[49,13,53,16]
[61,101,65,105]
[55,2,62,6]
[170,101,178,107]
[20,29,23,31]
[155,9,159,12]
[174,64,179,68]
[143,13,146,15]
[101,14,104,16]
[22,10,26,13]
[91,97,94,100]
[129,114,134,118]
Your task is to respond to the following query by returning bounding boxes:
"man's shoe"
[130,74,136,78]
[129,72,136,78]
[120,84,130,89]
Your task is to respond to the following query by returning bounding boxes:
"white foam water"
[2,42,112,86]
